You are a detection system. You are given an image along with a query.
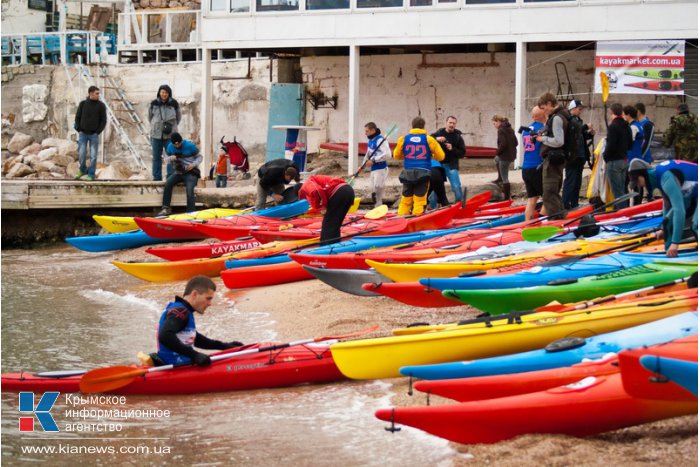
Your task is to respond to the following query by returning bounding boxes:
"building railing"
[117,9,201,49]
[1,31,116,66]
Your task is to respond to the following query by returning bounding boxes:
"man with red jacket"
[298,175,355,245]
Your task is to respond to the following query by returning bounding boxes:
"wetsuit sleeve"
[660,171,687,246]
[427,136,445,162]
[393,135,405,160]
[158,309,199,359]
[194,333,229,350]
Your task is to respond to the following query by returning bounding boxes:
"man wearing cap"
[628,159,698,257]
[157,132,202,216]
[664,103,698,163]
[562,100,593,209]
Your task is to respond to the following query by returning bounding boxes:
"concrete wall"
[301,51,684,152]
[1,0,46,34]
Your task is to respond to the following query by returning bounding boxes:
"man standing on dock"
[74,85,107,182]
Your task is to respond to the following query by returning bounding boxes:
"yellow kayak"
[366,235,659,283]
[329,293,696,380]
[93,208,243,233]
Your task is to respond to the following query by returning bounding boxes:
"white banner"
[595,40,685,95]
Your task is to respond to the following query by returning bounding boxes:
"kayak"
[145,237,263,261]
[399,311,698,381]
[619,335,698,400]
[624,80,683,92]
[374,372,697,445]
[192,215,322,241]
[368,235,666,283]
[625,69,684,80]
[220,261,312,289]
[414,335,697,403]
[363,282,463,307]
[1,342,345,394]
[443,262,698,315]
[329,297,698,380]
[420,250,697,291]
[66,230,170,253]
[251,204,461,243]
[302,267,389,297]
[93,208,243,234]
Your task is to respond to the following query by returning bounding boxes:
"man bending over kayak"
[154,275,243,366]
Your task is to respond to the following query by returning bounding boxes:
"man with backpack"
[535,92,570,219]
[562,100,589,209]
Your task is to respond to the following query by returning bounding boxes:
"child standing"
[214,146,230,188]
[363,122,391,208]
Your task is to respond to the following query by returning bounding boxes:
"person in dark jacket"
[491,115,518,200]
[74,85,107,181]
[603,102,633,208]
[431,116,466,205]
[562,100,591,209]
[149,84,181,181]
[155,275,243,366]
[255,159,300,210]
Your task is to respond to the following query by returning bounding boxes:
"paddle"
[535,275,694,313]
[521,192,639,241]
[346,123,398,186]
[535,234,657,267]
[79,325,380,393]
[600,71,610,130]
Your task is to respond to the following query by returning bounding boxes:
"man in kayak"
[628,159,698,258]
[393,116,445,215]
[298,174,355,245]
[255,158,300,210]
[155,275,243,366]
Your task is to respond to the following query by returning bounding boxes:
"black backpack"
[564,115,583,162]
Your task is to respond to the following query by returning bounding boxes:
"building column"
[347,44,360,176]
[514,40,527,169]
[201,47,213,173]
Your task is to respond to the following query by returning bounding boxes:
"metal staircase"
[97,66,151,147]
[554,61,575,105]
[75,62,147,170]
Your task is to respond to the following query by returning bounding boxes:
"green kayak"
[443,262,697,315]
[625,69,684,80]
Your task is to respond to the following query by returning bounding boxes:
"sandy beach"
[232,278,698,466]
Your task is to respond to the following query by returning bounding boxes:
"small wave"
[81,289,161,313]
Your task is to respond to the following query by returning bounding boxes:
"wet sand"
[233,279,698,466]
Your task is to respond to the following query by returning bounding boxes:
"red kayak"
[145,237,263,261]
[1,342,344,394]
[625,80,683,92]
[134,217,210,240]
[252,205,461,244]
[375,372,697,445]
[362,282,464,308]
[618,335,698,401]
[193,215,323,241]
[220,261,313,289]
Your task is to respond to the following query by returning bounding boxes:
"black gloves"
[192,352,212,366]
[226,341,244,349]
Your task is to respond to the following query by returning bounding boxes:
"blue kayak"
[640,355,698,397]
[400,312,699,380]
[421,251,698,291]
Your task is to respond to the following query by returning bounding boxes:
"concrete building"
[197,0,698,172]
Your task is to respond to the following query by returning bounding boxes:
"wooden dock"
[1,180,188,210]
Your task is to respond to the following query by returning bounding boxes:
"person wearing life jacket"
[628,159,698,258]
[520,105,547,220]
[393,116,445,215]
[363,122,391,208]
[155,275,243,366]
[298,174,355,245]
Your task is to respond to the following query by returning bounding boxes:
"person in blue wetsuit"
[155,275,243,366]
[628,159,698,258]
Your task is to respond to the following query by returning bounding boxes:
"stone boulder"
[7,133,34,153]
[38,147,58,161]
[19,142,42,156]
[2,155,23,174]
[97,160,133,180]
[35,160,57,172]
[66,161,80,178]
[7,163,35,178]
[23,154,40,168]
[22,84,49,123]
[52,154,75,167]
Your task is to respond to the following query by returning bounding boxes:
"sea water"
[1,244,457,466]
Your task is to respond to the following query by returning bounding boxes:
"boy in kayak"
[393,116,445,215]
[628,159,698,258]
[298,175,355,245]
[155,275,243,366]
